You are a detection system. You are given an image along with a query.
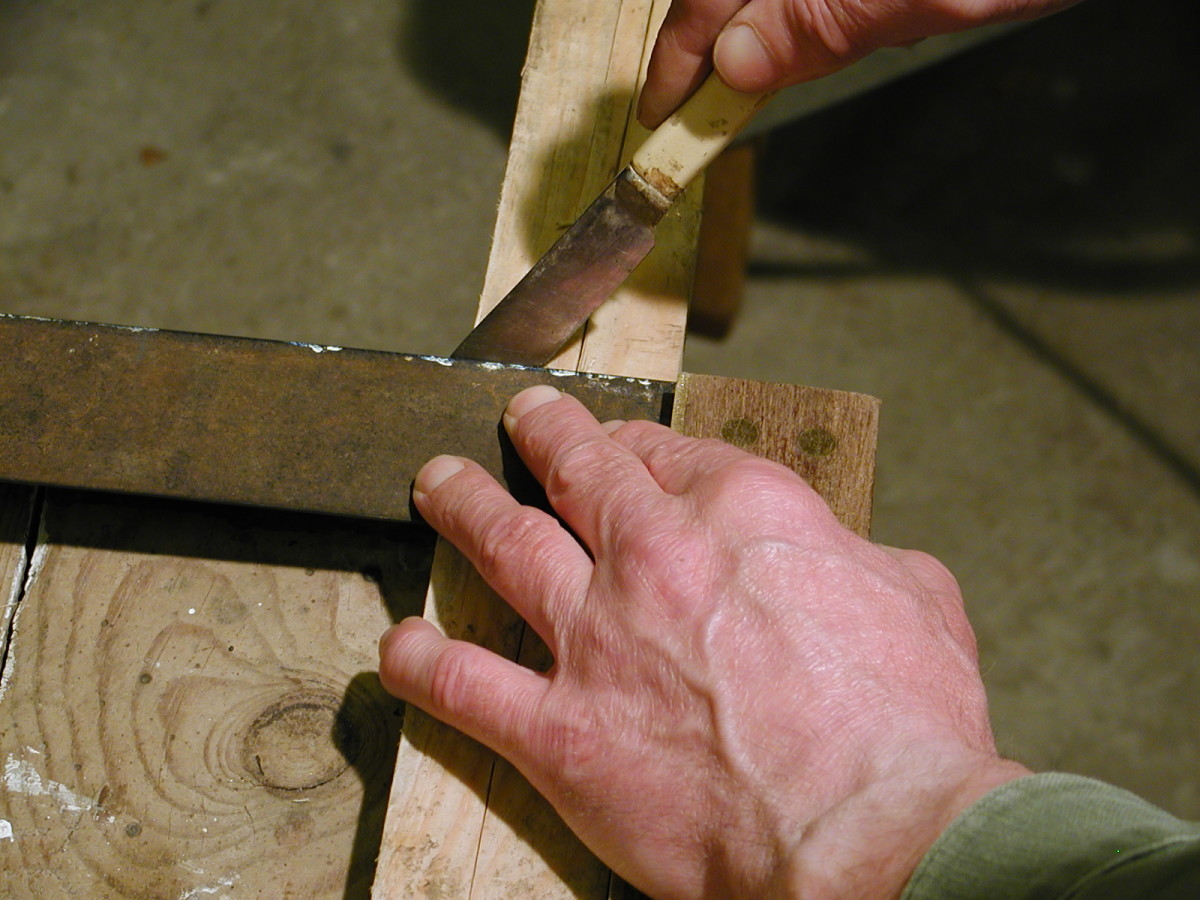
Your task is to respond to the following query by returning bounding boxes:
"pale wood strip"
[569,0,697,383]
[467,1,701,896]
[372,1,690,896]
[478,0,657,324]
[0,485,37,671]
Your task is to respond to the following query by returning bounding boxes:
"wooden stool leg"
[688,141,758,339]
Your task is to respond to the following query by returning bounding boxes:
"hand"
[379,385,1029,899]
[638,0,1079,126]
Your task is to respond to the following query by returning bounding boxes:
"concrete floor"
[2,0,1197,825]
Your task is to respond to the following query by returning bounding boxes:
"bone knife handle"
[631,73,772,206]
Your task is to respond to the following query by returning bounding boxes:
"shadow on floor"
[754,0,1200,294]
[394,0,537,138]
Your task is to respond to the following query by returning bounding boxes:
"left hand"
[379,385,1027,899]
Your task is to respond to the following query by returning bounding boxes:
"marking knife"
[453,74,770,365]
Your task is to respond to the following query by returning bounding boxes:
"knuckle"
[538,706,606,785]
[898,549,963,596]
[614,418,665,444]
[473,506,558,579]
[783,0,877,65]
[427,641,482,716]
[705,456,831,519]
[542,438,623,503]
[785,0,847,54]
[614,421,685,464]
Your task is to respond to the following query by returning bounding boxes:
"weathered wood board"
[673,373,879,539]
[0,490,434,898]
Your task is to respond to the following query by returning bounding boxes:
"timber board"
[0,489,433,898]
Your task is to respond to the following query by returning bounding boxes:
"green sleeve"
[901,773,1200,899]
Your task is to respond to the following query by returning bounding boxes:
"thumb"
[712,0,887,91]
[379,617,549,757]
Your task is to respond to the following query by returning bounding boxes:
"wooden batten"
[0,485,37,667]
[372,1,697,896]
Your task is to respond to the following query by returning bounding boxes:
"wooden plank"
[471,1,699,895]
[373,1,698,897]
[672,374,880,538]
[0,484,37,676]
[0,490,434,898]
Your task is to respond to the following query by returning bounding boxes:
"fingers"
[503,386,667,549]
[881,547,962,601]
[643,0,1080,125]
[641,0,866,124]
[379,617,548,758]
[606,418,769,493]
[714,0,871,92]
[412,453,593,646]
[639,0,748,127]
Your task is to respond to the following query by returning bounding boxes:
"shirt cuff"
[901,772,1200,899]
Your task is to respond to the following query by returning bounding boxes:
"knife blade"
[452,74,771,366]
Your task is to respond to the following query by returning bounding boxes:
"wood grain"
[0,491,433,899]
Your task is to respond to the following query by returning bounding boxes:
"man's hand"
[639,0,1079,126]
[379,385,1028,899]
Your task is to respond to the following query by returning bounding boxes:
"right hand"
[639,0,1080,126]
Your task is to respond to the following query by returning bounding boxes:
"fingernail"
[503,384,562,431]
[413,455,465,500]
[715,23,775,88]
[601,419,626,434]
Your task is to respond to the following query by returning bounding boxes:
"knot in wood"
[240,690,360,792]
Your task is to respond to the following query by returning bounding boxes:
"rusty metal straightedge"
[0,314,671,521]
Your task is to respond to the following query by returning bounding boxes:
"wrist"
[777,755,1032,900]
